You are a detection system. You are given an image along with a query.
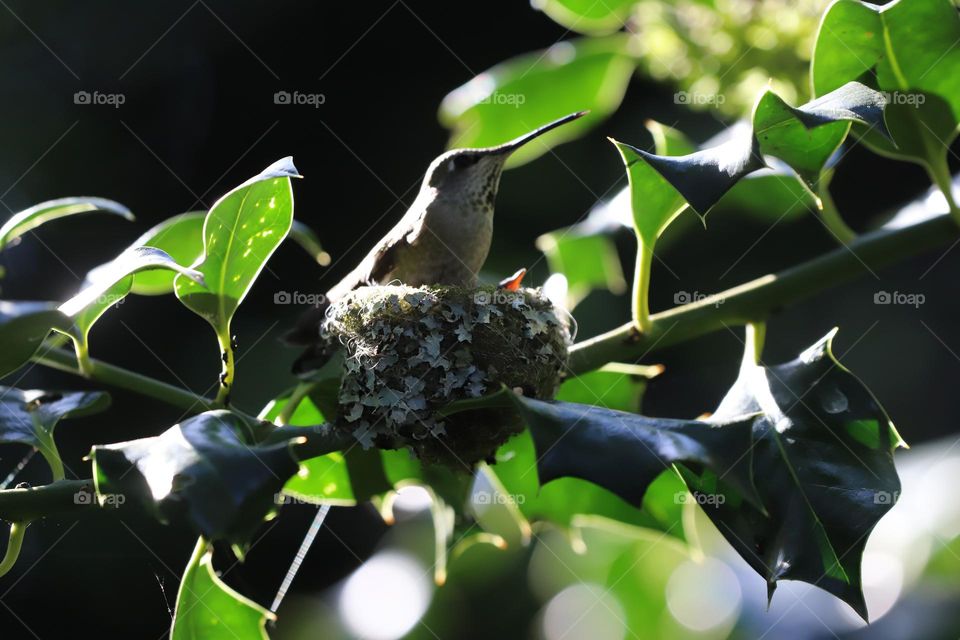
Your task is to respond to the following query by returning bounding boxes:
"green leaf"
[693,329,904,620]
[532,0,637,34]
[171,539,272,640]
[90,410,300,545]
[289,220,330,267]
[812,0,960,172]
[58,246,205,371]
[439,37,633,166]
[0,386,109,481]
[174,158,301,336]
[0,197,132,252]
[503,391,761,513]
[616,82,887,220]
[86,211,206,296]
[752,81,889,197]
[259,387,354,506]
[0,301,69,377]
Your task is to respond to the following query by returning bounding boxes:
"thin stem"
[0,522,27,577]
[568,212,956,375]
[818,185,856,245]
[215,327,235,407]
[632,237,654,333]
[31,347,217,413]
[74,336,93,378]
[277,382,312,426]
[745,322,766,366]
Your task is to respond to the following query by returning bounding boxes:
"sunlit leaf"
[175,158,301,336]
[85,211,207,296]
[535,232,626,306]
[0,197,132,252]
[0,386,109,481]
[532,0,637,34]
[171,539,272,640]
[812,0,960,172]
[91,410,300,545]
[752,81,889,196]
[439,37,633,166]
[0,301,69,377]
[692,329,904,620]
[58,246,205,368]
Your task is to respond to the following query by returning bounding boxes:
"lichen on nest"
[323,284,570,469]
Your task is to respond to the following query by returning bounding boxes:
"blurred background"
[0,0,958,638]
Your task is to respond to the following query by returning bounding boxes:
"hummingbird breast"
[390,197,494,287]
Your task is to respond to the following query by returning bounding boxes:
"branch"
[568,212,956,375]
[0,479,94,523]
[31,347,217,413]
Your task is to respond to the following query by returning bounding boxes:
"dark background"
[0,1,956,638]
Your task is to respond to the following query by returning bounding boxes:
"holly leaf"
[85,211,207,296]
[752,81,889,197]
[90,410,300,546]
[0,386,109,480]
[58,246,205,366]
[171,540,272,640]
[503,392,762,512]
[0,197,132,252]
[174,157,301,337]
[812,0,960,172]
[616,82,888,220]
[439,36,632,166]
[0,301,69,377]
[693,330,904,620]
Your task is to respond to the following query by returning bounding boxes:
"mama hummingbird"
[285,111,587,369]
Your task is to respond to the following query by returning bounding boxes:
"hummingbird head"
[423,111,588,208]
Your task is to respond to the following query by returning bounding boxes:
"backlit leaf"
[0,197,132,252]
[0,301,69,377]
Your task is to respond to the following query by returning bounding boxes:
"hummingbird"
[285,111,587,370]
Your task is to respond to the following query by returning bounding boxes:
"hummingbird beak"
[483,111,589,157]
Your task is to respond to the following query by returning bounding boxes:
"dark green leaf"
[693,330,904,619]
[91,410,300,545]
[175,157,300,336]
[439,37,633,166]
[0,385,109,480]
[504,391,761,512]
[0,301,69,377]
[0,197,132,252]
[171,539,272,640]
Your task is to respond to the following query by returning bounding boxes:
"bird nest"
[323,284,571,469]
